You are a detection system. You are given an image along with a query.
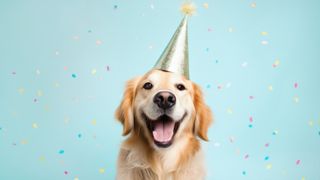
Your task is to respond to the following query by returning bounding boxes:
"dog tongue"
[152,120,175,142]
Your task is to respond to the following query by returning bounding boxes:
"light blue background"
[1,0,320,179]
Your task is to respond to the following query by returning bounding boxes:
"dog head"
[116,69,212,148]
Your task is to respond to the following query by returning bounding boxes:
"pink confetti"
[64,171,68,175]
[265,143,270,147]
[63,66,68,71]
[296,160,301,165]
[294,82,298,89]
[249,96,254,100]
[249,116,253,123]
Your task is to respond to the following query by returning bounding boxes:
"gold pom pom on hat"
[153,2,196,79]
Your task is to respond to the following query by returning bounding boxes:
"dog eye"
[143,82,153,90]
[176,84,186,91]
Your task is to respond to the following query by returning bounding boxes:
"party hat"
[153,3,196,79]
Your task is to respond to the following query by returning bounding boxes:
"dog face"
[116,69,212,149]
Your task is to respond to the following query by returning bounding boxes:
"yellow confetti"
[39,156,46,161]
[301,176,306,180]
[227,108,233,114]
[266,163,272,170]
[308,120,314,127]
[293,95,300,103]
[273,59,280,67]
[250,2,256,8]
[261,31,268,36]
[268,85,273,91]
[64,117,70,124]
[99,168,105,174]
[32,123,39,129]
[37,90,43,97]
[18,88,25,94]
[91,69,97,75]
[74,177,79,180]
[21,139,28,145]
[203,3,209,9]
[91,119,97,125]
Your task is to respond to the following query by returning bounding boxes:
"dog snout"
[153,91,176,109]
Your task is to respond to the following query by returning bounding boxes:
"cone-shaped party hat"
[153,3,196,79]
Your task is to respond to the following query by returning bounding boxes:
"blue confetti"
[77,133,82,138]
[248,124,253,128]
[242,171,246,175]
[114,5,118,9]
[264,156,269,160]
[59,150,65,154]
[72,74,77,78]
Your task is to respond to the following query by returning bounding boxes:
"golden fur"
[115,70,213,180]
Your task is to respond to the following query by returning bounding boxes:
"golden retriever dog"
[115,69,213,180]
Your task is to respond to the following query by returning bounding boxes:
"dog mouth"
[142,113,186,148]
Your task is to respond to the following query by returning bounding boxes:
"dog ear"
[115,77,140,136]
[193,83,213,141]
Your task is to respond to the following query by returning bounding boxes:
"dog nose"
[153,91,176,109]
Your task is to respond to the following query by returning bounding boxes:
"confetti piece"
[244,154,249,159]
[242,171,246,175]
[91,69,97,75]
[215,59,219,63]
[206,48,209,52]
[72,74,77,78]
[203,3,209,9]
[113,5,118,9]
[64,171,68,175]
[249,116,253,123]
[318,131,320,136]
[272,130,279,135]
[91,119,97,125]
[266,163,272,170]
[96,40,102,45]
[293,95,300,103]
[261,31,268,36]
[227,108,233,114]
[77,133,82,138]
[296,160,301,165]
[32,123,38,129]
[206,84,211,89]
[265,143,270,147]
[294,82,299,88]
[74,177,79,180]
[308,120,314,127]
[250,2,256,8]
[36,69,40,75]
[302,177,306,180]
[18,88,25,94]
[273,59,280,68]
[59,150,65,154]
[105,65,110,71]
[261,40,268,45]
[249,96,254,100]
[39,156,46,161]
[99,168,105,174]
[33,98,38,103]
[21,139,28,145]
[37,90,43,97]
[264,156,269,160]
[229,136,235,143]
[208,28,213,32]
[12,71,16,75]
[248,124,253,128]
[268,85,273,91]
